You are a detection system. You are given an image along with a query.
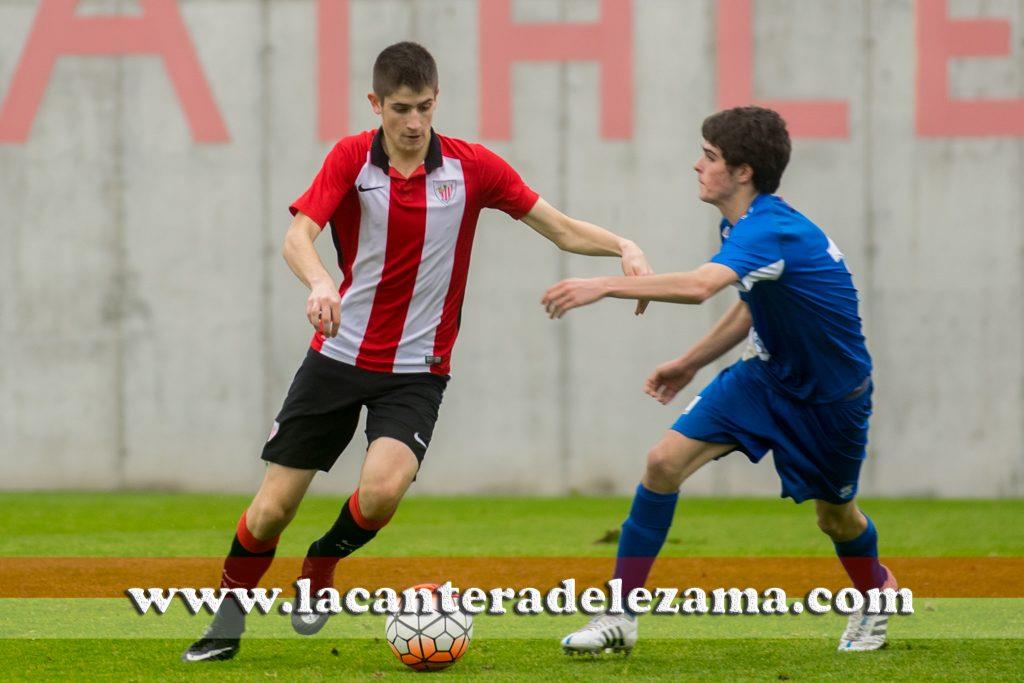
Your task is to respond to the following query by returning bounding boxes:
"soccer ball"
[385,583,474,671]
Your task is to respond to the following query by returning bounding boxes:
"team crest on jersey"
[433,179,457,205]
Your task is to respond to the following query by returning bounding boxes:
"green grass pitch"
[2,493,1022,681]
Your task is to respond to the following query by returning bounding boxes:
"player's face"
[694,141,742,205]
[370,85,438,158]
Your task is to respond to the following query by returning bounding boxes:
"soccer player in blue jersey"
[547,106,896,654]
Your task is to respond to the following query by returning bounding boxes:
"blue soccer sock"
[833,514,888,593]
[613,484,679,600]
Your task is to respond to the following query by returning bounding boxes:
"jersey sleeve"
[709,219,785,290]
[289,137,364,228]
[475,145,539,219]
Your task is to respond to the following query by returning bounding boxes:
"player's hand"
[619,241,653,315]
[542,278,607,319]
[307,279,341,337]
[644,359,698,405]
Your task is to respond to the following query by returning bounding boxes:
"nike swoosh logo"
[413,432,427,449]
[357,184,385,192]
[183,647,233,661]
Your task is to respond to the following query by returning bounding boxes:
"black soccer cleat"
[182,598,245,662]
[291,609,332,636]
[291,555,337,636]
[181,635,240,662]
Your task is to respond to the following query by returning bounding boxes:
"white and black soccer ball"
[385,583,474,671]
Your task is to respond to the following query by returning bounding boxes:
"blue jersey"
[709,194,871,403]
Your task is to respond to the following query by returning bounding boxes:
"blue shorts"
[672,359,872,504]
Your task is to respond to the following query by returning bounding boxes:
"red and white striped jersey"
[290,128,539,376]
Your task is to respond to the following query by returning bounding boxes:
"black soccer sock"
[214,511,279,636]
[221,510,279,590]
[307,489,390,559]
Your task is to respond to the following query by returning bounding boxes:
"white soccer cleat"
[837,565,898,652]
[561,613,638,655]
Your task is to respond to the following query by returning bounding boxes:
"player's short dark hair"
[372,42,438,101]
[701,107,791,194]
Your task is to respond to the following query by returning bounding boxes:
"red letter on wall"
[317,0,349,142]
[479,0,633,140]
[916,0,1024,137]
[716,0,848,139]
[0,0,227,143]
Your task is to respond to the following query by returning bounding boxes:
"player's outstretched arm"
[542,263,738,319]
[521,198,652,314]
[644,300,751,404]
[282,211,341,337]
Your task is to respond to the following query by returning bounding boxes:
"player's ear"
[735,163,754,186]
[368,92,383,115]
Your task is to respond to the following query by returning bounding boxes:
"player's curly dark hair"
[373,42,438,101]
[701,107,791,194]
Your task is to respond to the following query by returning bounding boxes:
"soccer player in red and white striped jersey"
[291,120,539,377]
[183,42,652,661]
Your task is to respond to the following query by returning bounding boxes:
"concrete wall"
[1,0,1022,497]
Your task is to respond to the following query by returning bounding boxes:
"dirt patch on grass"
[1,557,1021,598]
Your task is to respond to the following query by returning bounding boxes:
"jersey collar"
[748,192,771,213]
[722,193,771,229]
[370,127,443,176]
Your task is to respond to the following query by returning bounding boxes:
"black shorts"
[261,349,448,471]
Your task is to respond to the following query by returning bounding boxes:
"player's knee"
[816,514,841,538]
[248,499,297,537]
[645,443,684,489]
[816,511,858,540]
[357,479,406,519]
[816,501,866,540]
